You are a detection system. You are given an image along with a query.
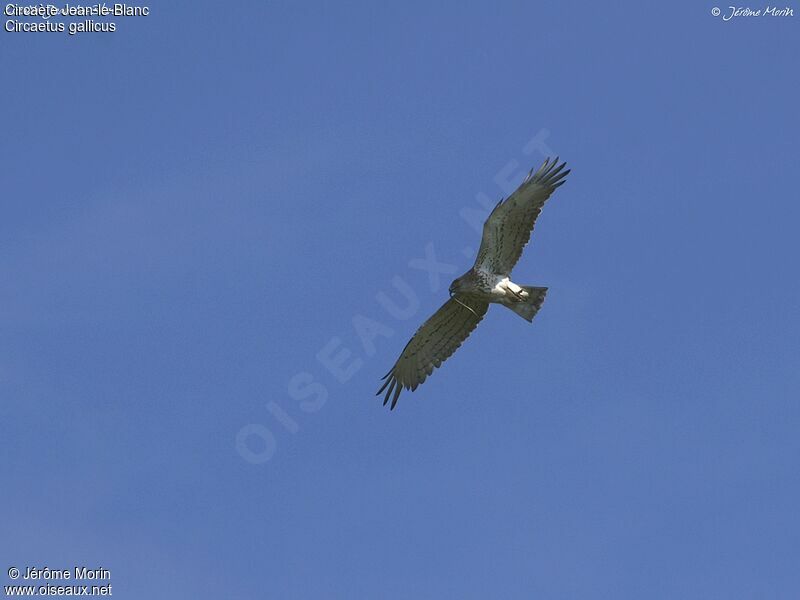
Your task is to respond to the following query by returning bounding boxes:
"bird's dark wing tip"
[390,382,402,409]
[376,372,393,396]
[376,371,404,410]
[379,376,398,407]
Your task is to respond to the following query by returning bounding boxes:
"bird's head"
[449,272,474,296]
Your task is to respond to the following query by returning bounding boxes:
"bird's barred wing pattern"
[475,157,569,275]
[377,296,489,409]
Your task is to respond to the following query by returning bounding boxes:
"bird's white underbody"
[487,275,529,303]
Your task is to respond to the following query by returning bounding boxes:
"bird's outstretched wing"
[377,296,489,409]
[475,157,569,275]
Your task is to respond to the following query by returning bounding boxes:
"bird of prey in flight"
[377,157,570,409]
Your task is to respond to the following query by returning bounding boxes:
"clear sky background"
[2,1,799,598]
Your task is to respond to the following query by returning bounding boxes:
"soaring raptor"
[377,157,570,409]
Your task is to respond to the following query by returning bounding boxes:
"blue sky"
[2,1,799,598]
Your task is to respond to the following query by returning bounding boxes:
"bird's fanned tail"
[505,286,548,322]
